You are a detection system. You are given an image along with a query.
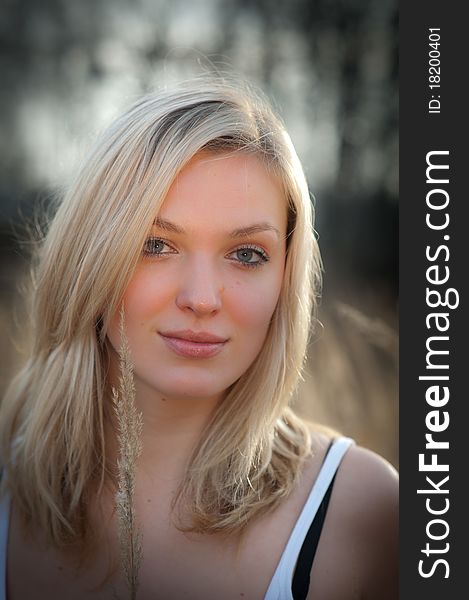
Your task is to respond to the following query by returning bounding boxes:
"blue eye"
[229,246,269,268]
[143,237,173,256]
[237,248,256,263]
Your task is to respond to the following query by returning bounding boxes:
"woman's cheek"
[122,267,175,320]
[226,278,282,329]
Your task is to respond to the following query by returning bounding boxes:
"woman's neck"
[105,378,224,484]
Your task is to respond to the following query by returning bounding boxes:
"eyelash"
[142,238,269,269]
[142,237,175,257]
[228,244,269,269]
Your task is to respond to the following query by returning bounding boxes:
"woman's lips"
[159,333,227,358]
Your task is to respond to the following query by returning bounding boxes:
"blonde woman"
[0,79,398,599]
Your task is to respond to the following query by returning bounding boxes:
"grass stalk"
[112,306,144,600]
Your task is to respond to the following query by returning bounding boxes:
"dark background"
[0,0,398,466]
[400,2,465,594]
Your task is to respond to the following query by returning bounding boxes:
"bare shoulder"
[341,445,398,540]
[339,443,399,506]
[312,442,399,599]
[306,422,397,497]
[338,444,398,550]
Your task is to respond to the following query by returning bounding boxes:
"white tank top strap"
[264,436,355,600]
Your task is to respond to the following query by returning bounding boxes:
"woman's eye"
[229,246,269,268]
[142,238,174,256]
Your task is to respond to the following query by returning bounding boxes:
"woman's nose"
[175,256,223,316]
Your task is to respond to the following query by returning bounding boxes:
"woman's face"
[107,152,287,402]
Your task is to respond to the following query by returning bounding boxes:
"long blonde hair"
[0,76,321,550]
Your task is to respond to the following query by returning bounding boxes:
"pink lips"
[158,330,228,358]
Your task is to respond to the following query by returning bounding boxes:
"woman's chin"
[136,378,229,404]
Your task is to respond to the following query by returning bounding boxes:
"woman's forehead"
[155,151,288,231]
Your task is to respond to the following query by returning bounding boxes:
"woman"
[0,78,398,599]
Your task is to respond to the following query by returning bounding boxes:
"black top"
[291,442,337,600]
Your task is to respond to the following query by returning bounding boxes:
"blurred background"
[0,0,398,466]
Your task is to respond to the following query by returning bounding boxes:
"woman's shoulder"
[307,425,398,486]
[308,426,398,536]
[305,428,399,599]
[332,441,399,550]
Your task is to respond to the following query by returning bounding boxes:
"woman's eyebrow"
[153,217,280,239]
[228,224,280,239]
[153,217,184,233]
